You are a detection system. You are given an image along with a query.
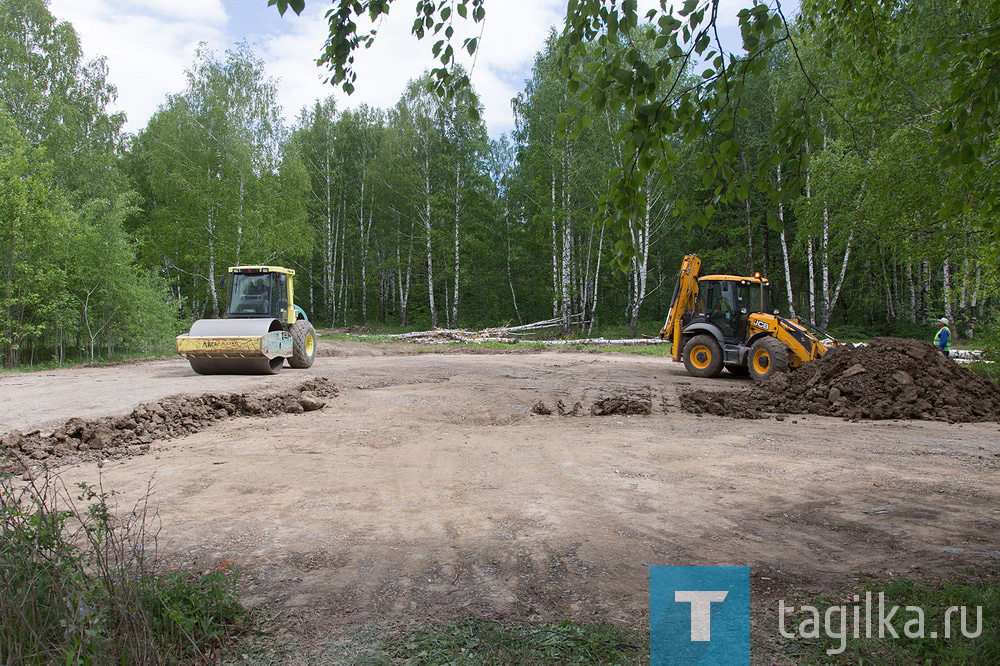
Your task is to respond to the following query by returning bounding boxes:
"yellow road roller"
[176,265,316,375]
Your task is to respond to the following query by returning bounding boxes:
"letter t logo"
[675,591,729,641]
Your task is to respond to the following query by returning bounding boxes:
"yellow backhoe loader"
[659,254,838,381]
[176,266,316,375]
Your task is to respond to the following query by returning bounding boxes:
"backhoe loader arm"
[659,254,702,361]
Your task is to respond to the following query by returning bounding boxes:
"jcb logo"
[754,320,770,330]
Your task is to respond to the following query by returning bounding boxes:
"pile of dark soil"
[1,377,338,477]
[591,393,652,416]
[679,337,1000,422]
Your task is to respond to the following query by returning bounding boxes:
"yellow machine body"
[746,313,832,369]
[659,253,838,381]
[176,265,314,375]
[661,254,702,362]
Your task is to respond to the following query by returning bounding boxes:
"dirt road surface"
[2,340,998,645]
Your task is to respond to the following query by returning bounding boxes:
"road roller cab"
[176,266,317,375]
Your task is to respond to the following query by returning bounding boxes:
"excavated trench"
[1,377,338,477]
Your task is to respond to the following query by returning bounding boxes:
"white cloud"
[129,0,228,24]
[48,0,229,133]
[257,0,566,137]
[46,0,773,139]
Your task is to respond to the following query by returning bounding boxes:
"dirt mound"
[680,337,1000,422]
[1,377,338,477]
[679,391,769,419]
[531,393,651,416]
[591,393,652,416]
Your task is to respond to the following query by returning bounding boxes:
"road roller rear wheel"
[289,319,316,369]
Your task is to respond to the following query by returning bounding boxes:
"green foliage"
[127,44,313,320]
[271,0,1000,265]
[783,569,999,665]
[0,0,127,201]
[311,617,647,665]
[0,0,177,368]
[4,0,997,368]
[392,618,645,665]
[0,477,244,664]
[269,0,486,110]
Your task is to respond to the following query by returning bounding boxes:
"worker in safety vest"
[934,317,952,357]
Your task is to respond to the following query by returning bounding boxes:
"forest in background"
[1,0,995,368]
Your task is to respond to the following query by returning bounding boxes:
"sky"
[47,0,771,139]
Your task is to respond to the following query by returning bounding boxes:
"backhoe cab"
[659,254,838,381]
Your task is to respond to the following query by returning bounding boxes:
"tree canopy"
[0,0,994,368]
[267,0,1000,255]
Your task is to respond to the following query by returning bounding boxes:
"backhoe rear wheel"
[749,336,790,382]
[289,319,316,369]
[682,334,724,378]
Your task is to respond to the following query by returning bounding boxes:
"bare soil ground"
[2,339,998,655]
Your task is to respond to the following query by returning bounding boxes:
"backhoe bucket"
[176,318,292,375]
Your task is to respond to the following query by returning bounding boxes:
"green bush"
[0,475,244,664]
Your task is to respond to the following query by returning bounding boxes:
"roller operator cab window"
[229,273,275,317]
[274,273,288,321]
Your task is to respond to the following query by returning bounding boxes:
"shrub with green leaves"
[0,475,244,664]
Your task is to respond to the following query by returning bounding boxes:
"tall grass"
[0,473,243,664]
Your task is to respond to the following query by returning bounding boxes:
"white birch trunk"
[504,214,522,324]
[561,213,572,333]
[882,261,895,322]
[821,203,831,323]
[777,166,795,317]
[325,175,336,325]
[942,257,953,323]
[551,163,559,319]
[907,262,916,324]
[960,256,970,336]
[422,148,437,328]
[805,150,816,322]
[338,220,347,326]
[396,219,413,327]
[207,211,219,317]
[588,223,605,336]
[970,263,982,337]
[807,239,816,322]
[452,164,461,328]
[823,231,853,329]
[358,172,368,326]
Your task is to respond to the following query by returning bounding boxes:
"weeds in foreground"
[307,617,648,665]
[0,474,244,664]
[780,569,999,665]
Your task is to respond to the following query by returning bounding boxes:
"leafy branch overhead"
[268,0,999,263]
[267,0,485,116]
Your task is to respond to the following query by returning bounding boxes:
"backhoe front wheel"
[289,319,316,369]
[682,334,724,378]
[749,336,790,382]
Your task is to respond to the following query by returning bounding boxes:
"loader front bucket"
[176,318,292,375]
